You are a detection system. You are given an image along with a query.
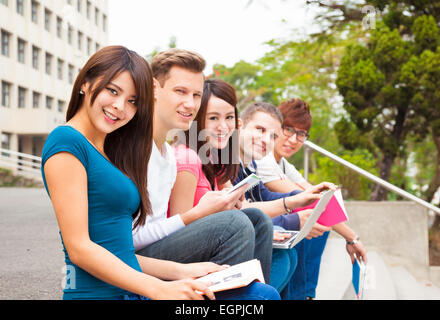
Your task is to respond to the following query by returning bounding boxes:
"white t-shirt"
[254,152,306,185]
[132,141,185,251]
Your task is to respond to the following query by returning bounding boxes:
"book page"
[196,259,265,292]
[290,189,335,248]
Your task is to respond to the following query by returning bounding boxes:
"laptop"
[273,189,335,249]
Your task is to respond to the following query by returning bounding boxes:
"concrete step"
[361,251,397,300]
[316,237,440,300]
[316,238,397,300]
[315,238,352,300]
[389,265,440,300]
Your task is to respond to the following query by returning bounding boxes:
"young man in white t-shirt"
[253,98,367,299]
[132,49,276,285]
[254,98,367,261]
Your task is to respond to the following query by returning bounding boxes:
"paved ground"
[3,187,439,301]
[0,188,63,300]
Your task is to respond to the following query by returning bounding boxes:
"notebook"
[292,188,348,227]
[273,189,335,249]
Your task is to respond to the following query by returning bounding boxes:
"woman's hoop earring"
[79,90,85,95]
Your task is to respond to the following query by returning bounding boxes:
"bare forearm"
[264,179,303,193]
[332,222,357,241]
[136,255,185,281]
[71,241,164,299]
[179,206,206,225]
[241,199,286,218]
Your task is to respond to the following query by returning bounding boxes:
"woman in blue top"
[42,45,279,300]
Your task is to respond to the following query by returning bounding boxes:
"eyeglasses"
[282,126,309,142]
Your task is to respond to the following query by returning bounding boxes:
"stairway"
[315,238,440,300]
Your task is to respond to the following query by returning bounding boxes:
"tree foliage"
[335,3,440,200]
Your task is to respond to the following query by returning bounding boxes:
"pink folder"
[292,189,348,227]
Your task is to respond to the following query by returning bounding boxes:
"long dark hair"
[66,45,153,229]
[181,78,239,189]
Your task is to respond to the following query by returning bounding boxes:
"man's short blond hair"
[151,48,206,86]
[240,102,283,127]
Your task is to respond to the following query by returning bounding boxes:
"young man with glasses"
[235,101,337,300]
[253,98,367,300]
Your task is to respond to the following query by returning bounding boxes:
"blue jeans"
[136,209,274,283]
[215,281,280,300]
[119,281,280,300]
[240,207,273,283]
[281,231,329,299]
[270,248,297,293]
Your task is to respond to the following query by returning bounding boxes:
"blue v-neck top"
[41,125,143,300]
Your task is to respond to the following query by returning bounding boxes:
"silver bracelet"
[346,236,360,245]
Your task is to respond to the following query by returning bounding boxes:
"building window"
[95,42,100,52]
[68,64,74,84]
[17,38,26,64]
[57,58,64,80]
[102,14,107,32]
[58,100,65,113]
[1,81,11,108]
[45,52,52,75]
[32,91,40,109]
[87,37,91,55]
[77,31,83,51]
[18,86,27,108]
[0,0,9,7]
[16,0,23,15]
[32,46,40,70]
[1,133,11,155]
[46,96,53,110]
[86,1,91,19]
[44,8,52,32]
[67,24,73,45]
[31,1,39,24]
[1,30,10,57]
[95,7,99,26]
[77,0,81,13]
[56,16,62,38]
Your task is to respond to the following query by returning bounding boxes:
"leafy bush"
[308,149,378,200]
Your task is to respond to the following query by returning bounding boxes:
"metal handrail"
[0,148,42,162]
[0,148,42,179]
[303,140,440,215]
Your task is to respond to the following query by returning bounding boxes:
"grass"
[0,168,43,188]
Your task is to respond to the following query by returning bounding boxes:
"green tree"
[212,23,366,165]
[309,148,379,200]
[336,13,440,200]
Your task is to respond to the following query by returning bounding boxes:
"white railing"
[303,140,440,215]
[0,148,42,180]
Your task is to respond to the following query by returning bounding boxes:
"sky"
[107,0,319,72]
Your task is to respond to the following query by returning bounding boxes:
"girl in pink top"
[169,79,294,291]
[170,78,241,214]
[174,144,219,206]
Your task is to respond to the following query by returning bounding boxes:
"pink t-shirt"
[173,144,218,207]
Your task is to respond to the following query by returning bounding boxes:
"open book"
[273,189,335,249]
[228,173,261,194]
[196,259,265,293]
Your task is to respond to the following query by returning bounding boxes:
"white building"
[0,0,108,162]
